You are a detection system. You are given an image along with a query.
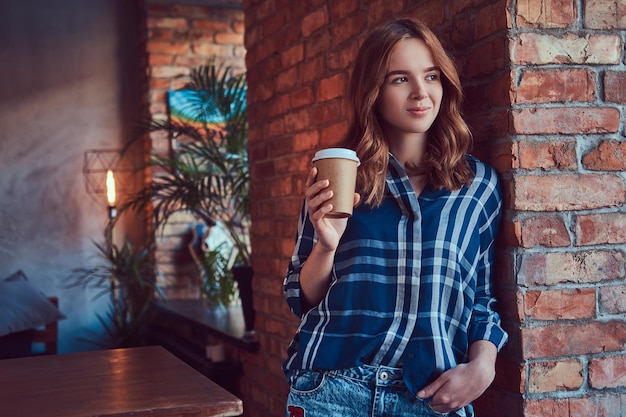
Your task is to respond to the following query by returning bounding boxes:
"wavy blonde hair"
[342,17,473,207]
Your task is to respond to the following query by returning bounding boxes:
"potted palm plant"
[121,60,255,332]
[66,239,161,348]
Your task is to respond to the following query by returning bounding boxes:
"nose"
[410,79,427,100]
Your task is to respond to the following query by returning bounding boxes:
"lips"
[407,106,430,116]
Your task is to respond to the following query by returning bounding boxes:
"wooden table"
[0,345,243,417]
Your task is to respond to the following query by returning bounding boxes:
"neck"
[388,132,427,167]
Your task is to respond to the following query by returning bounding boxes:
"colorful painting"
[168,89,226,129]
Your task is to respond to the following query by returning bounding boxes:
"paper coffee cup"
[312,148,360,218]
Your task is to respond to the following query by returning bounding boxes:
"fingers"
[417,377,444,400]
[305,166,318,187]
[305,167,333,218]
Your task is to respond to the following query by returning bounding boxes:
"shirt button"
[380,371,389,380]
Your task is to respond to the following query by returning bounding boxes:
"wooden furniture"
[146,299,259,396]
[151,299,260,351]
[32,296,59,355]
[0,345,243,417]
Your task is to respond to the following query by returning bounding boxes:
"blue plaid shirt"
[283,155,508,417]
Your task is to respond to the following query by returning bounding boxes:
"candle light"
[106,170,116,207]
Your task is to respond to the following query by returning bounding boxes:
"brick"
[283,108,312,133]
[528,395,626,417]
[151,65,188,79]
[301,6,328,37]
[281,43,304,68]
[589,355,626,389]
[517,140,578,170]
[304,29,331,59]
[600,285,626,315]
[366,0,405,25]
[295,56,324,85]
[191,20,230,32]
[604,71,626,103]
[275,67,297,93]
[330,13,367,46]
[317,72,347,102]
[528,359,583,393]
[516,68,596,104]
[522,320,626,358]
[215,32,244,45]
[320,121,349,148]
[570,394,626,417]
[525,288,596,320]
[516,0,578,29]
[266,93,290,118]
[263,9,287,37]
[328,40,359,71]
[274,153,308,175]
[575,212,626,245]
[290,86,315,109]
[513,174,626,211]
[517,214,571,248]
[524,398,569,417]
[147,17,188,30]
[329,0,358,20]
[512,107,620,135]
[147,41,190,55]
[518,250,625,286]
[585,0,626,29]
[512,33,622,65]
[192,43,234,57]
[148,28,174,42]
[170,5,214,19]
[582,140,626,171]
[148,54,173,66]
[516,0,577,28]
[293,130,320,152]
[406,2,446,28]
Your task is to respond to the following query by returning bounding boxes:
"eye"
[426,72,440,82]
[391,76,409,84]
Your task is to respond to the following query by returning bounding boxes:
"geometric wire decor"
[82,149,135,198]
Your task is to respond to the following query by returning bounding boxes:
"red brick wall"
[242,0,626,416]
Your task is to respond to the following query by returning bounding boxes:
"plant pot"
[232,265,255,336]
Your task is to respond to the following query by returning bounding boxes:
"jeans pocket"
[289,371,326,395]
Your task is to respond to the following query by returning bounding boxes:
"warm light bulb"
[106,170,116,206]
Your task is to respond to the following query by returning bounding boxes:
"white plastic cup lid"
[312,148,360,166]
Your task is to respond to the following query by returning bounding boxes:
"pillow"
[0,270,65,337]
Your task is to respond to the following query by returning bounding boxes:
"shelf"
[150,299,260,352]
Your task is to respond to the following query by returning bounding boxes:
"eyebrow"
[385,66,441,77]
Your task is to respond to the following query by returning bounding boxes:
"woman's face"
[376,37,443,142]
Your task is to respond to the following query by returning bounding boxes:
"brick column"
[503,1,626,415]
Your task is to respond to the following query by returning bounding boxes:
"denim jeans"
[286,365,450,417]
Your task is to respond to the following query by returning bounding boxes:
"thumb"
[417,376,445,399]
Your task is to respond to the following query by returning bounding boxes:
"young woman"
[283,17,508,417]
